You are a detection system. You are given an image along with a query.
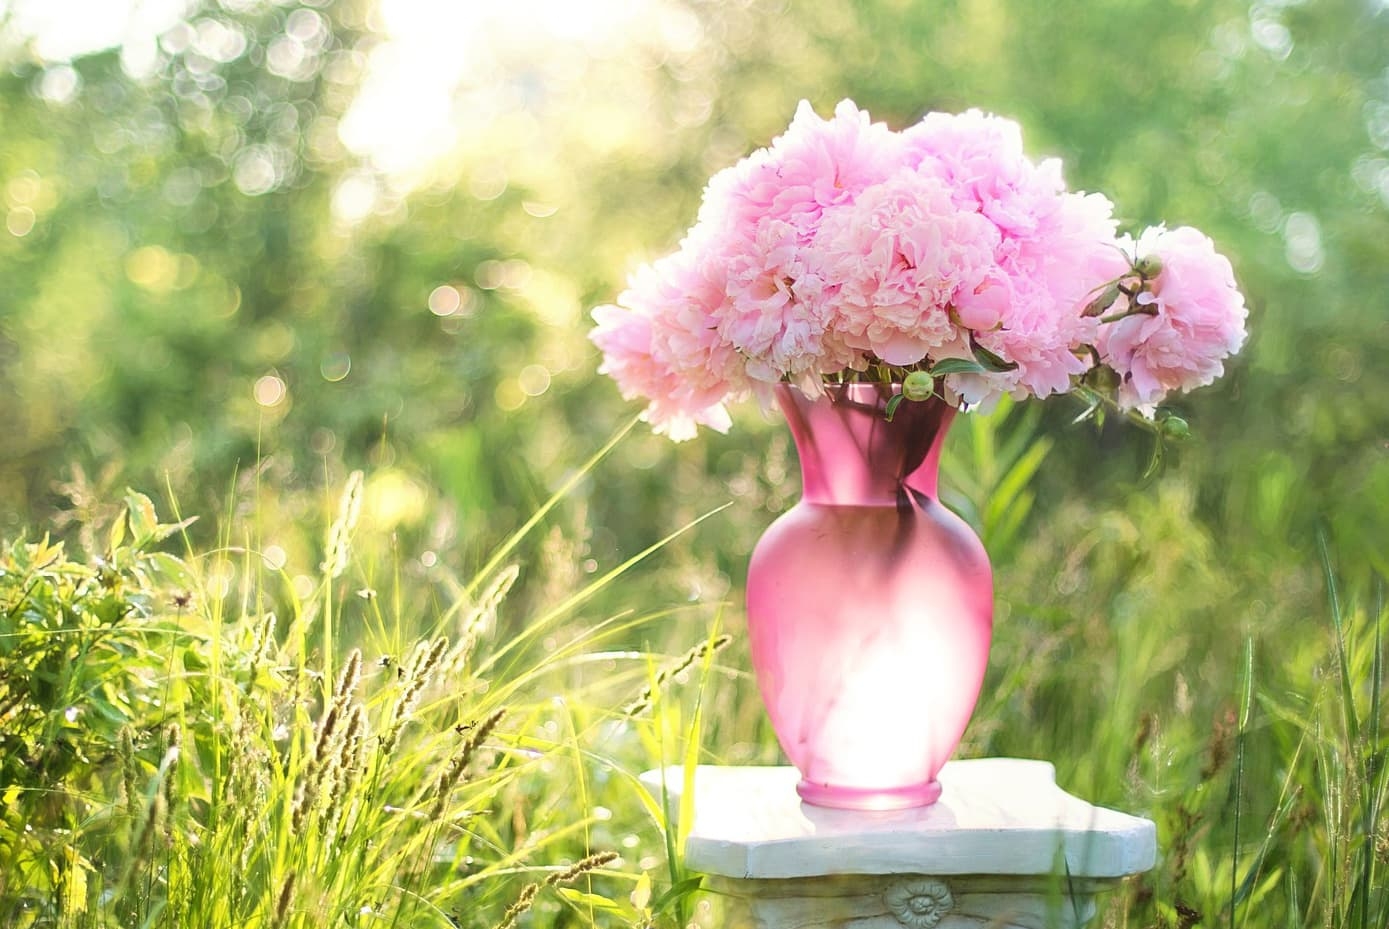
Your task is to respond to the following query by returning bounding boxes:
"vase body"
[745,383,993,811]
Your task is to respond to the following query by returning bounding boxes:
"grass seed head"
[381,636,449,757]
[625,634,732,716]
[544,850,619,886]
[118,727,140,819]
[249,611,278,675]
[273,871,297,928]
[322,470,364,579]
[130,792,167,871]
[430,707,507,820]
[463,564,520,639]
[322,703,368,835]
[494,882,539,929]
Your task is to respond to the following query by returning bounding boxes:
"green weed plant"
[0,461,722,928]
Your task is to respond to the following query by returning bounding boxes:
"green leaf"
[1071,399,1101,425]
[968,334,1019,373]
[630,872,652,911]
[1082,283,1121,317]
[651,876,705,915]
[142,552,194,588]
[182,645,207,672]
[554,888,631,915]
[124,490,159,546]
[983,436,1052,547]
[107,510,127,554]
[927,357,988,377]
[883,394,904,422]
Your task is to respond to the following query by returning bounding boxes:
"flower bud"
[1160,414,1190,440]
[1088,365,1120,392]
[902,371,935,401]
[1134,255,1164,279]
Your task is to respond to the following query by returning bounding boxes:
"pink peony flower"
[710,218,845,389]
[904,109,1066,239]
[813,169,999,366]
[589,99,1248,437]
[971,191,1126,399]
[697,99,908,244]
[1098,225,1248,411]
[590,305,710,440]
[589,247,748,439]
[686,99,908,396]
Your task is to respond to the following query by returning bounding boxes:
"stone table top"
[641,759,1157,881]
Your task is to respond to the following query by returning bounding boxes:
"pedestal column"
[642,758,1156,929]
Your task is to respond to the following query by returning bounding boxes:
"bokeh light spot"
[365,470,429,531]
[291,574,316,602]
[1247,191,1282,233]
[321,352,352,382]
[262,545,288,571]
[475,260,504,290]
[494,378,525,411]
[522,200,557,218]
[1250,15,1292,61]
[310,428,337,456]
[468,168,509,201]
[267,34,314,81]
[1365,101,1389,151]
[428,284,462,316]
[36,64,80,103]
[192,17,248,63]
[255,322,297,362]
[254,374,288,408]
[6,208,36,237]
[125,245,180,291]
[286,9,328,46]
[1283,212,1324,275]
[6,171,41,206]
[518,364,552,397]
[331,172,379,224]
[233,146,281,196]
[475,259,531,291]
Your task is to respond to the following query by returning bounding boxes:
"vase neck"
[776,383,956,506]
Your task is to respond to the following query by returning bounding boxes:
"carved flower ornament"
[883,877,954,928]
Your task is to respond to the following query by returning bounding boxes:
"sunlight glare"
[339,0,667,184]
[0,0,189,63]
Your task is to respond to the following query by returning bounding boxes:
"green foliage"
[0,475,728,928]
[0,497,184,918]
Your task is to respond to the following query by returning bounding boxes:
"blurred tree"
[0,0,1385,598]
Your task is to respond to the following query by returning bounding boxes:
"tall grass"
[0,439,729,927]
[5,409,1387,929]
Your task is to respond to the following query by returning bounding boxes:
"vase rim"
[776,381,959,412]
[774,382,955,505]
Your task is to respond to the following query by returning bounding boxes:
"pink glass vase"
[745,383,993,810]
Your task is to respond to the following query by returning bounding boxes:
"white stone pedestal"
[642,759,1156,929]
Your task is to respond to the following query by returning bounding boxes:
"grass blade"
[465,416,638,600]
[1231,635,1253,929]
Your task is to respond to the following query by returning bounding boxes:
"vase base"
[796,777,942,811]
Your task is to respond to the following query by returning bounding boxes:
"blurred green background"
[3,0,1386,561]
[1,0,1387,923]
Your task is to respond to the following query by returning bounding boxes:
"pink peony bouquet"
[590,100,1248,439]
